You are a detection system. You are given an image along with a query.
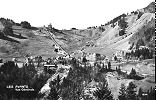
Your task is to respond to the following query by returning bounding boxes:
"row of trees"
[116,65,144,80]
[104,13,127,27]
[0,61,50,100]
[126,47,154,60]
[118,82,155,100]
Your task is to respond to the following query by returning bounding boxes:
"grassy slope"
[0,26,59,60]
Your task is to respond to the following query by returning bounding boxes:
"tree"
[108,61,111,71]
[93,81,114,100]
[114,55,117,61]
[82,56,88,63]
[144,27,155,42]
[137,12,143,19]
[118,84,127,100]
[119,29,126,36]
[126,82,137,100]
[138,88,143,98]
[136,38,145,49]
[71,28,77,30]
[118,17,128,30]
[134,11,138,15]
[128,68,144,80]
[48,86,60,100]
[129,68,137,78]
[99,26,105,32]
[147,87,155,100]
[21,21,31,29]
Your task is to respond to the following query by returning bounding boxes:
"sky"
[0,0,153,29]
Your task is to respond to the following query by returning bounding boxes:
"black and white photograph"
[0,0,155,100]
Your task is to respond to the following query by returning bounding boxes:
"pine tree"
[126,82,137,100]
[93,80,114,100]
[138,88,143,97]
[128,68,137,79]
[147,87,155,100]
[118,84,127,100]
[48,86,60,100]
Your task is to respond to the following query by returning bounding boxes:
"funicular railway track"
[43,27,69,56]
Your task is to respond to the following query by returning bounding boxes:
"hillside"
[83,2,155,58]
[0,26,60,60]
[0,2,155,60]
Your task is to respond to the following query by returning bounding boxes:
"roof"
[44,64,56,67]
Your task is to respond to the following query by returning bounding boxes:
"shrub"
[119,29,126,36]
[134,11,138,15]
[21,21,31,29]
[71,28,77,30]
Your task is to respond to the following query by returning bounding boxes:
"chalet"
[44,64,58,74]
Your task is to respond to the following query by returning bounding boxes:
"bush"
[119,29,126,36]
[15,23,21,26]
[99,26,105,32]
[134,11,138,15]
[71,28,77,30]
[118,17,128,30]
[21,21,31,29]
